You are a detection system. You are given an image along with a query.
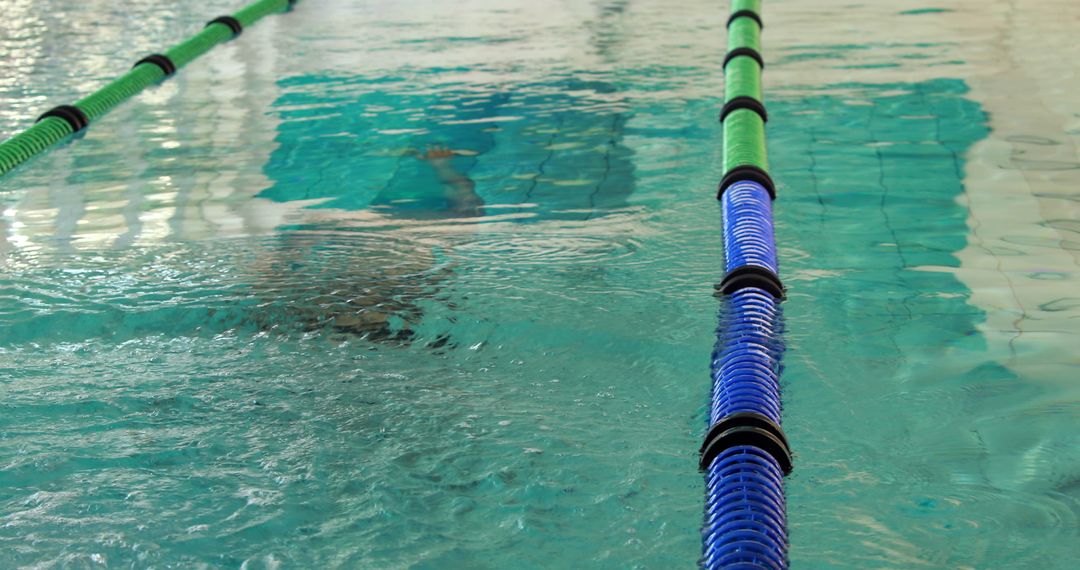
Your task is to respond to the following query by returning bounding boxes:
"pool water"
[1,0,1078,567]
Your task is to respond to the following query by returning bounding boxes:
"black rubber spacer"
[720,96,768,123]
[723,46,764,70]
[716,264,785,300]
[36,105,89,133]
[727,9,763,29]
[134,53,177,76]
[718,164,776,200]
[699,412,792,475]
[206,15,243,37]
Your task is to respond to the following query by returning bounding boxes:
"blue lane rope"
[702,171,790,564]
[702,0,792,564]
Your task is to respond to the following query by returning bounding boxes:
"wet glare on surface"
[1,0,1078,567]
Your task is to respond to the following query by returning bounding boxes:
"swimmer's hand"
[417,144,465,183]
[418,145,455,163]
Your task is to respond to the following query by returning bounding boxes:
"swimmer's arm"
[440,173,484,216]
[421,146,485,216]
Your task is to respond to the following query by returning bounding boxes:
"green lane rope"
[724,58,762,102]
[0,0,298,178]
[723,110,768,173]
[719,0,773,198]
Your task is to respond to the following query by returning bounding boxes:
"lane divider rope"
[723,46,765,70]
[702,0,792,568]
[36,105,90,134]
[206,15,245,37]
[133,54,177,77]
[0,0,299,178]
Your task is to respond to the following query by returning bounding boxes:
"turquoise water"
[773,80,1078,566]
[2,0,1079,567]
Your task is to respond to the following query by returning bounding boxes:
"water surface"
[1,0,1077,567]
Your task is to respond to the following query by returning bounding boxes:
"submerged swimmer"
[254,145,483,343]
[328,145,483,339]
[251,79,635,344]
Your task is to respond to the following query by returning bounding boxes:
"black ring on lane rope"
[700,412,792,475]
[715,264,785,300]
[720,96,768,123]
[723,46,764,69]
[718,164,776,200]
[36,105,89,133]
[206,15,243,37]
[134,53,177,76]
[726,9,763,29]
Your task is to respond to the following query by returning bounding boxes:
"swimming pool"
[1,0,1077,567]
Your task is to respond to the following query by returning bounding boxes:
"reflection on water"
[770,79,1079,567]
